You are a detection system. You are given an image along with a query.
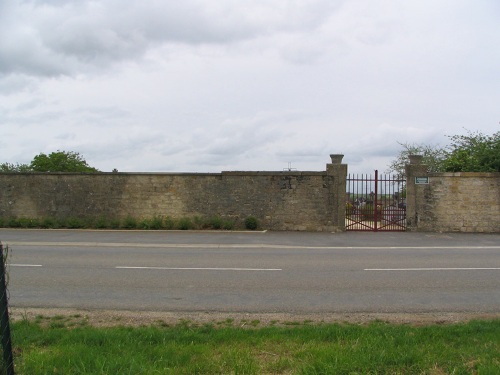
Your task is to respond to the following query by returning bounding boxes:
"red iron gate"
[346,170,406,231]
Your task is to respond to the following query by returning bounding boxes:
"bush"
[360,204,382,221]
[209,216,223,230]
[139,218,151,229]
[150,216,163,230]
[177,217,193,230]
[223,220,235,230]
[244,216,259,230]
[41,217,57,229]
[163,216,176,230]
[7,218,21,228]
[94,217,108,229]
[66,217,86,229]
[109,219,121,229]
[17,217,40,228]
[345,202,355,218]
[140,216,163,230]
[0,214,240,231]
[192,215,204,229]
[122,216,138,229]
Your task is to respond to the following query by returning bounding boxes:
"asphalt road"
[1,229,499,314]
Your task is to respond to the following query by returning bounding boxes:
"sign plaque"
[415,177,429,184]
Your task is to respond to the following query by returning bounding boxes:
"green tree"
[0,162,31,172]
[442,130,500,172]
[29,151,100,172]
[388,130,500,175]
[386,142,446,176]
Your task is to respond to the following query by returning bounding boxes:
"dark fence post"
[0,244,14,375]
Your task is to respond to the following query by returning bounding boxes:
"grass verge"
[10,317,500,374]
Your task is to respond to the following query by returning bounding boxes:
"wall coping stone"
[1,171,327,177]
[221,171,326,176]
[0,172,223,177]
[429,172,500,178]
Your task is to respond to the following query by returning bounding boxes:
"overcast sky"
[1,0,499,174]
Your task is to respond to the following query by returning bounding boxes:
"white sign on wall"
[415,177,429,184]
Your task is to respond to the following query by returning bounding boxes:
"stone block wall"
[2,156,496,233]
[422,172,499,232]
[0,170,343,231]
[406,163,500,233]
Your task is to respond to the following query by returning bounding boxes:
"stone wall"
[0,168,345,231]
[406,161,499,233]
[2,156,497,232]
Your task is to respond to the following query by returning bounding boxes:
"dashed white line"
[116,266,282,271]
[365,268,500,271]
[10,264,43,267]
[7,241,500,250]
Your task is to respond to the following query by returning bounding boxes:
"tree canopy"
[386,142,446,176]
[442,131,500,172]
[387,130,500,176]
[0,162,31,173]
[1,151,100,173]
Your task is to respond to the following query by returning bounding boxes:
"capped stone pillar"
[327,154,347,232]
[405,154,428,231]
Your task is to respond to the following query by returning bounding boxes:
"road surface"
[1,229,499,314]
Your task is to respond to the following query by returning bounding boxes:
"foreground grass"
[10,317,500,374]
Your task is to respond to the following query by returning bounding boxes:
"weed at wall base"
[0,215,241,231]
[122,216,138,229]
[208,216,223,230]
[139,216,163,230]
[245,216,259,230]
[223,220,235,230]
[163,216,176,230]
[66,217,86,229]
[94,217,108,229]
[177,217,193,230]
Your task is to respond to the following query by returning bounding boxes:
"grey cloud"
[2,109,66,127]
[276,148,328,160]
[200,115,284,155]
[72,106,130,121]
[56,130,168,171]
[11,98,41,112]
[0,75,37,94]
[55,132,76,141]
[3,1,498,174]
[1,0,342,78]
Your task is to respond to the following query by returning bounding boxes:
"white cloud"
[1,0,498,174]
[0,0,342,77]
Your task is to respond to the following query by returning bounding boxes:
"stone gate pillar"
[405,155,429,231]
[327,154,348,232]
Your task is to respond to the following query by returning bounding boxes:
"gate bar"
[374,170,378,231]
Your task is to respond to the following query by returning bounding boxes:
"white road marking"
[10,264,43,267]
[365,268,500,271]
[116,266,282,271]
[7,241,500,250]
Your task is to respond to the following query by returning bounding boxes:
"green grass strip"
[10,319,500,374]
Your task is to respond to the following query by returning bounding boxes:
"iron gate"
[346,170,406,231]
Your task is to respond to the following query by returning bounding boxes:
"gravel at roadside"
[10,307,500,328]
